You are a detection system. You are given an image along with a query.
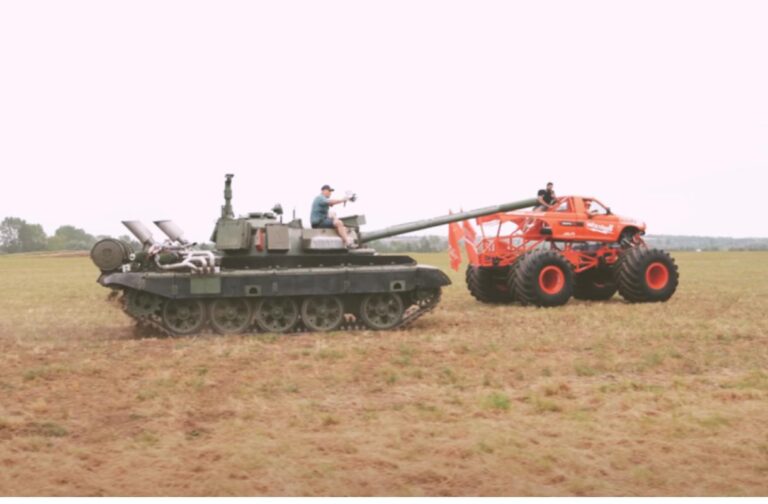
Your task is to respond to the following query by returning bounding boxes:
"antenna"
[222,174,234,219]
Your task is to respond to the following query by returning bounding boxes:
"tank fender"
[415,265,451,288]
[99,272,146,290]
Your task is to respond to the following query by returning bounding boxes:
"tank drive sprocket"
[124,290,163,318]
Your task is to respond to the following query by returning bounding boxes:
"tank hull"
[100,260,450,335]
[100,264,449,299]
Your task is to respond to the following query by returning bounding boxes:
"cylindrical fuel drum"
[90,239,132,272]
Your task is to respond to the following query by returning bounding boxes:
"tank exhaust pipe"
[122,220,157,248]
[153,220,189,245]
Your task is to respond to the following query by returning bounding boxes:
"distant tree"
[0,217,25,253]
[48,225,96,251]
[18,223,47,252]
[368,235,448,253]
[0,217,48,252]
[118,234,142,251]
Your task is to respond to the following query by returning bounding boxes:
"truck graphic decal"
[585,222,615,235]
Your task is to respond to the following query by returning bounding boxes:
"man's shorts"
[312,217,335,229]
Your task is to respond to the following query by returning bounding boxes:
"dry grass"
[0,251,767,496]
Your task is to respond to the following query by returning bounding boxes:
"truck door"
[583,199,617,241]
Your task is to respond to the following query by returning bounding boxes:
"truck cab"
[535,196,645,243]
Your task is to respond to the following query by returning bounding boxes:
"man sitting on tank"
[311,184,354,247]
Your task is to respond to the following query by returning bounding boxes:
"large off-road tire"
[615,248,679,302]
[574,267,617,301]
[504,257,522,303]
[466,265,511,303]
[512,250,574,307]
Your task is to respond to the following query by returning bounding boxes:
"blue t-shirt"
[310,195,330,224]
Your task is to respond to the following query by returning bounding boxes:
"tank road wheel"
[359,293,405,330]
[125,290,163,318]
[573,267,618,301]
[162,299,207,335]
[513,250,574,307]
[253,298,300,333]
[466,265,511,303]
[616,248,679,302]
[300,296,345,332]
[209,298,253,334]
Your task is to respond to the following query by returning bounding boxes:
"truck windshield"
[586,199,609,215]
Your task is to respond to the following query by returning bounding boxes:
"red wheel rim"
[645,262,669,290]
[539,265,565,295]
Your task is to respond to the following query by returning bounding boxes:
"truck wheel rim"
[645,262,669,290]
[539,266,565,295]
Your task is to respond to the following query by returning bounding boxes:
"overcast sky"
[1,0,766,241]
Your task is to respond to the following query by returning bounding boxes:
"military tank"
[90,174,537,335]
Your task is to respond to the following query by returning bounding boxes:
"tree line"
[0,216,140,254]
[368,235,448,253]
[2,216,766,254]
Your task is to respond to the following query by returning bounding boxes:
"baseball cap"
[321,184,335,191]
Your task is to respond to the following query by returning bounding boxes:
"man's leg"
[333,218,352,246]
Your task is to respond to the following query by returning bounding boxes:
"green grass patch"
[28,421,68,437]
[722,371,768,391]
[22,365,68,382]
[696,414,731,429]
[134,430,160,447]
[316,349,345,361]
[574,362,598,377]
[392,345,416,367]
[531,396,563,413]
[483,392,511,411]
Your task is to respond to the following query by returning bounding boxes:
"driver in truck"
[311,184,354,247]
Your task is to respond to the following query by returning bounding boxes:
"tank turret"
[203,174,537,260]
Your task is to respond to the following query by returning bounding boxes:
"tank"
[90,174,538,335]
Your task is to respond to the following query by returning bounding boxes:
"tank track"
[113,289,441,337]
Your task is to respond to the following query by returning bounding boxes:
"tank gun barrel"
[359,198,539,244]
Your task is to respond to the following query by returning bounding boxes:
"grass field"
[0,251,767,496]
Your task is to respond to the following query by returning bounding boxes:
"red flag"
[448,215,464,271]
[462,219,479,265]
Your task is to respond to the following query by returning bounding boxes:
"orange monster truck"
[454,195,679,307]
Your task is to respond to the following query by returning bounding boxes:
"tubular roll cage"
[465,197,641,273]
